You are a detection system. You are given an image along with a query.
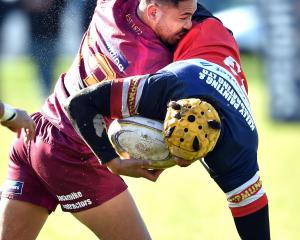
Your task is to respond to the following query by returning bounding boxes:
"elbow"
[64,94,82,121]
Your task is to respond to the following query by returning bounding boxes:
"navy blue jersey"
[111,59,258,192]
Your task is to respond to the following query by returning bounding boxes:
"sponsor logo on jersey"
[103,40,129,72]
[187,59,256,131]
[1,180,24,195]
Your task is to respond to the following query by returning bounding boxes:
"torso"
[41,0,172,142]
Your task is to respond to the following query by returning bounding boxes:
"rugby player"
[66,18,270,240]
[0,1,215,239]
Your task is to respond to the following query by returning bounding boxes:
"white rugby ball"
[107,116,175,169]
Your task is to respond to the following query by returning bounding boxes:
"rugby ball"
[107,116,176,169]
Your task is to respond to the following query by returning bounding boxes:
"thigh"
[27,113,127,213]
[1,115,58,211]
[0,198,49,240]
[72,189,151,240]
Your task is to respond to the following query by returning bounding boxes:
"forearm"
[65,81,118,163]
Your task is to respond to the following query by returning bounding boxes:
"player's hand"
[1,109,36,143]
[173,156,193,167]
[106,157,164,182]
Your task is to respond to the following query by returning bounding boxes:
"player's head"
[139,0,197,47]
[163,98,221,161]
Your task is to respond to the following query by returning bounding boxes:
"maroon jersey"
[42,0,172,144]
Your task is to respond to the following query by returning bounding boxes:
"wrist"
[0,103,17,122]
[105,157,121,174]
[105,157,120,167]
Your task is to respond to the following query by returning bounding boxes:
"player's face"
[152,0,197,47]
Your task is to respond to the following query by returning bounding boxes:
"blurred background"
[0,0,300,239]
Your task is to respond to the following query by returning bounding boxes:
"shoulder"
[148,71,181,85]
[192,18,232,38]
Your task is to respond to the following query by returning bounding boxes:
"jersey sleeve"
[110,71,183,120]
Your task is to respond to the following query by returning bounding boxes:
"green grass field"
[0,55,300,239]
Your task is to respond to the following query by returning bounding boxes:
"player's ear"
[147,4,158,20]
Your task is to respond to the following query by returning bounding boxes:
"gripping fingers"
[142,169,162,182]
[174,157,193,167]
